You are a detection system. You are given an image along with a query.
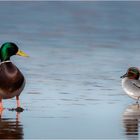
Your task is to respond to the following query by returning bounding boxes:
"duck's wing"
[0,62,25,99]
[131,80,140,88]
[122,78,140,99]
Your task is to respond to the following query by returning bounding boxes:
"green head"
[0,42,28,62]
[121,67,140,80]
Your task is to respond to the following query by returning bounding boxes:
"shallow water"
[0,1,140,139]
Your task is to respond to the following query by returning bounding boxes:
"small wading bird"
[121,67,140,103]
[0,42,28,112]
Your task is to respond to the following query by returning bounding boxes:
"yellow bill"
[16,50,29,57]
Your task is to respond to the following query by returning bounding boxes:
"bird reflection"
[0,110,23,139]
[123,104,140,139]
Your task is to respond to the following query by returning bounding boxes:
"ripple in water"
[0,112,23,139]
[123,104,140,139]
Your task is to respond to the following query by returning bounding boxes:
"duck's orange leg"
[16,96,24,112]
[0,98,4,112]
[16,96,20,108]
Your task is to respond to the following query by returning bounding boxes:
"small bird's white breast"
[122,78,140,100]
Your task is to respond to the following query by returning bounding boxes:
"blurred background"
[0,1,140,139]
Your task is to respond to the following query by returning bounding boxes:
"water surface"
[0,1,140,139]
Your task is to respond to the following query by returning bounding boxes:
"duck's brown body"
[0,42,28,111]
[0,62,25,99]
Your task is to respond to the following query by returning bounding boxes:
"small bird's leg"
[16,96,24,112]
[136,97,140,104]
[0,98,3,112]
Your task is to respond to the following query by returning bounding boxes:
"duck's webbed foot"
[16,96,24,112]
[15,107,24,112]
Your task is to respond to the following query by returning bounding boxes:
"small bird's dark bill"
[120,73,127,78]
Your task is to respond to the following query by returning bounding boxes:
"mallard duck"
[121,67,140,103]
[0,42,28,111]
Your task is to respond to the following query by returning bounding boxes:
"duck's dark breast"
[0,62,25,99]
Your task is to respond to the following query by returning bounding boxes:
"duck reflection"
[123,104,140,139]
[0,110,23,139]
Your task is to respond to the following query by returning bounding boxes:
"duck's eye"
[7,47,16,55]
[127,71,135,76]
[130,71,136,74]
[128,72,134,76]
[128,70,139,77]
